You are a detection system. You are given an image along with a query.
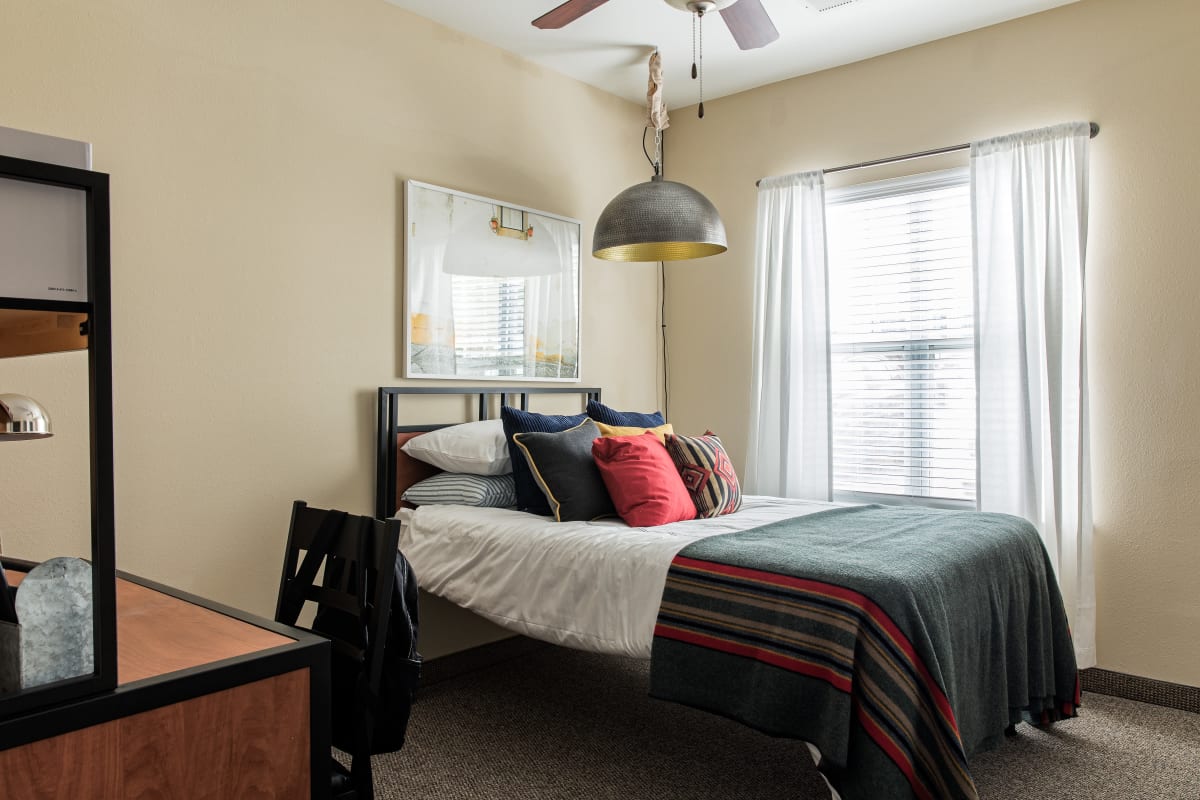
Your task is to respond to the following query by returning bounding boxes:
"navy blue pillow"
[586,400,666,429]
[501,405,588,514]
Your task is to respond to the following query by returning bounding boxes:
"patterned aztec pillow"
[663,432,743,518]
[401,473,517,508]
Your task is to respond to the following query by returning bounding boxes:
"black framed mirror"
[0,149,117,718]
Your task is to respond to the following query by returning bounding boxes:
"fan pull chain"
[698,10,705,119]
[691,13,698,79]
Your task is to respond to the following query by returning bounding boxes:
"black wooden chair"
[274,500,402,800]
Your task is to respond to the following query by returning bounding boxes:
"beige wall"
[0,0,655,657]
[666,0,1200,684]
[4,0,1195,681]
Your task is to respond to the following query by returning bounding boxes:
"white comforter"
[398,495,842,659]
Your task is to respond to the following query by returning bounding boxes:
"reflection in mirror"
[0,174,88,304]
[0,309,88,359]
[0,346,93,693]
[0,347,91,560]
[405,181,581,381]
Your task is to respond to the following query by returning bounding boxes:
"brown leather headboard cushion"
[395,431,441,512]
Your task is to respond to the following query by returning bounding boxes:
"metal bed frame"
[375,386,601,519]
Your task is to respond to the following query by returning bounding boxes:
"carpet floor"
[370,646,1200,799]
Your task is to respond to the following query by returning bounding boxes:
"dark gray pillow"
[512,420,616,522]
[501,405,588,515]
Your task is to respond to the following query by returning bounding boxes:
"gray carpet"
[371,647,1200,799]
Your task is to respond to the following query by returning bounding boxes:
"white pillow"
[401,418,511,475]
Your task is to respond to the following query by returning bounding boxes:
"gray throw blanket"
[650,505,1078,800]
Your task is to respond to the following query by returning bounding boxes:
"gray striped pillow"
[402,473,517,508]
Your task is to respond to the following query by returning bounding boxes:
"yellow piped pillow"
[594,422,674,445]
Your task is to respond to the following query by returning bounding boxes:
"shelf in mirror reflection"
[0,309,87,359]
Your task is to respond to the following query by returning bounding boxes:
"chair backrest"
[276,500,401,696]
[275,500,402,800]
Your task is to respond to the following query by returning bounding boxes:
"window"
[825,169,976,507]
[450,275,526,376]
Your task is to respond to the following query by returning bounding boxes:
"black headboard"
[375,386,601,519]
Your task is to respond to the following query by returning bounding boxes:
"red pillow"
[592,433,696,527]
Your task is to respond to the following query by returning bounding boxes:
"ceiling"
[383,0,1079,107]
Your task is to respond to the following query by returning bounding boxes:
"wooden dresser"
[0,571,329,799]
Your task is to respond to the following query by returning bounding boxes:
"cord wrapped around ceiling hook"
[647,51,670,134]
[647,50,670,174]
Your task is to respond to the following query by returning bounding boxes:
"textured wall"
[666,0,1200,684]
[0,0,656,656]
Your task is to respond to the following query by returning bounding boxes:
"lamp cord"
[661,260,670,420]
[642,126,665,177]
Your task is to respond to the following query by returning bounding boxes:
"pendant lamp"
[592,53,727,262]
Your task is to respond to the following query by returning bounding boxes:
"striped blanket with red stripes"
[649,504,1078,800]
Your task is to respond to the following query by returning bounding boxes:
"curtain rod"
[755,122,1099,187]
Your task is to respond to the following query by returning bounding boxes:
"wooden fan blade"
[719,0,780,50]
[532,0,610,29]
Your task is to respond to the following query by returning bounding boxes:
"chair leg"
[329,754,356,800]
[352,752,374,800]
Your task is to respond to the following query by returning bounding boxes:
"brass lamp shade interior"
[592,175,727,262]
[0,393,53,440]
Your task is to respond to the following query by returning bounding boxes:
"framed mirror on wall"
[404,180,582,382]
[0,133,117,719]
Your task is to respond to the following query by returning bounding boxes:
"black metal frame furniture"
[0,153,116,718]
[376,385,602,519]
[276,500,403,800]
[0,570,331,798]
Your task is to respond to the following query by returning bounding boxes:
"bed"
[377,386,1079,800]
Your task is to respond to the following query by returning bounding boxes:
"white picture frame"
[403,180,582,382]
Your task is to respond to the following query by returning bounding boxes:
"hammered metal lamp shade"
[0,393,52,440]
[592,175,727,262]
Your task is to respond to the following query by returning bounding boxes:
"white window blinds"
[825,168,976,506]
[450,275,526,377]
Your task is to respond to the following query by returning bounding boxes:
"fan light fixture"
[592,53,727,262]
[534,0,779,119]
[0,393,53,440]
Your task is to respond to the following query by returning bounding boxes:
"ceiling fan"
[533,0,780,51]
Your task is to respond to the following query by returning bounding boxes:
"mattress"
[397,495,844,658]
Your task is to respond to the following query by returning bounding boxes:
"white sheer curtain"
[972,121,1095,667]
[524,215,580,379]
[746,171,831,499]
[410,194,457,376]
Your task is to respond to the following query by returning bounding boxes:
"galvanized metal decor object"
[0,557,94,694]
